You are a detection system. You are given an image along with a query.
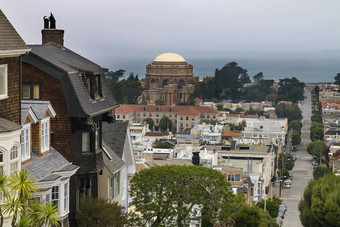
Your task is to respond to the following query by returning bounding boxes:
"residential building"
[21,100,79,226]
[101,122,136,209]
[22,16,118,224]
[191,123,223,145]
[0,10,30,226]
[140,53,198,105]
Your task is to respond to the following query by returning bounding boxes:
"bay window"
[82,132,90,152]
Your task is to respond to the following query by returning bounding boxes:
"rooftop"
[154,53,186,62]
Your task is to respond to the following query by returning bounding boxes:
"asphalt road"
[282,90,313,227]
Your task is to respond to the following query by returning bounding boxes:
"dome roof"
[154,53,186,62]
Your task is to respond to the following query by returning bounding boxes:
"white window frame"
[21,124,31,162]
[0,64,8,100]
[109,172,120,199]
[52,185,59,212]
[64,182,69,212]
[41,118,50,153]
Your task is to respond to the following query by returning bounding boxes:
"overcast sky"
[2,0,340,75]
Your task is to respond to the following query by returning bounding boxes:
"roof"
[136,160,155,172]
[115,104,218,115]
[22,146,76,181]
[178,107,201,116]
[0,10,29,51]
[325,130,340,135]
[102,142,126,175]
[322,100,340,108]
[21,100,56,124]
[102,122,128,159]
[194,97,203,102]
[145,131,169,137]
[154,53,186,62]
[176,134,199,141]
[22,43,118,117]
[0,117,21,133]
[221,132,241,137]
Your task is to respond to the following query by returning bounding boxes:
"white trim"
[26,108,38,124]
[0,64,8,100]
[0,49,31,57]
[102,146,112,160]
[21,124,31,162]
[41,118,50,153]
[47,103,57,118]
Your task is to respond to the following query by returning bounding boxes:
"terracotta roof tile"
[221,132,241,137]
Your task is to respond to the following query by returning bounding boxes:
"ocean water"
[110,56,340,83]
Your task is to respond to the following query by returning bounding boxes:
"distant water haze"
[105,51,340,83]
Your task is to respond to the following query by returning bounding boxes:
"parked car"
[276,217,283,226]
[292,154,297,160]
[289,172,293,180]
[278,210,285,219]
[284,183,291,189]
[279,204,287,214]
[312,160,318,166]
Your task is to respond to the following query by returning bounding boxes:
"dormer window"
[0,64,8,100]
[81,73,103,100]
[41,118,50,153]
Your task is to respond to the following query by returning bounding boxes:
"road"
[282,90,313,227]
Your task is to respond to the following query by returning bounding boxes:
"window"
[95,122,101,150]
[117,115,120,119]
[123,115,125,119]
[109,172,120,199]
[82,132,90,152]
[22,83,40,100]
[21,124,30,161]
[10,146,18,160]
[10,162,18,175]
[41,119,49,152]
[169,114,172,117]
[227,174,241,182]
[143,113,146,117]
[52,186,59,210]
[186,117,189,120]
[149,113,152,117]
[0,64,8,99]
[180,117,183,120]
[64,183,68,212]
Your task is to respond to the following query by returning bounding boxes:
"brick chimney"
[41,13,64,47]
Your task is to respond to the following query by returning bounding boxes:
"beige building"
[115,104,219,133]
[140,53,198,105]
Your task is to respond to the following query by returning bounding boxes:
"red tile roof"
[115,104,218,115]
[194,97,203,102]
[221,132,241,137]
[322,100,340,108]
[179,107,201,115]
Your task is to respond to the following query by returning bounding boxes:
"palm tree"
[8,170,37,227]
[36,203,60,227]
[0,173,10,227]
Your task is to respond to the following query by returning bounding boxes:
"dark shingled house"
[22,14,118,224]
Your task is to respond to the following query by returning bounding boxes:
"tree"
[288,120,302,132]
[288,87,304,103]
[299,173,340,227]
[334,73,340,86]
[231,205,261,227]
[129,165,233,226]
[104,69,125,81]
[127,72,135,81]
[155,98,166,105]
[159,116,172,131]
[278,152,295,171]
[0,171,60,227]
[307,140,327,158]
[275,103,302,122]
[278,77,305,102]
[292,130,301,146]
[76,197,128,227]
[109,80,142,104]
[256,197,281,218]
[152,139,174,149]
[253,72,264,83]
[313,166,332,180]
[143,118,154,130]
[310,127,324,141]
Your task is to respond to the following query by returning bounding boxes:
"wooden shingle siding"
[23,63,72,160]
[0,57,21,124]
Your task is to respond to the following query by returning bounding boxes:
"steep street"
[282,89,313,227]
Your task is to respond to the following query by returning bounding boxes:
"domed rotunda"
[140,53,197,105]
